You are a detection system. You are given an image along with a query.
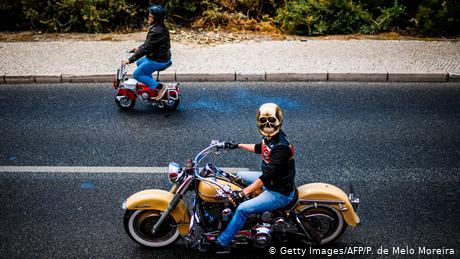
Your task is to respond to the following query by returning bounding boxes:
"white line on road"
[0,166,249,174]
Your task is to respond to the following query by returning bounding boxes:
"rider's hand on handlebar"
[122,59,131,65]
[229,190,246,206]
[224,142,239,150]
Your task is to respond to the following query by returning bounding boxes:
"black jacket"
[254,131,296,195]
[129,22,171,63]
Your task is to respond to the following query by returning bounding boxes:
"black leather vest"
[260,131,296,195]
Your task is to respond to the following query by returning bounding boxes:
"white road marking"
[0,166,249,174]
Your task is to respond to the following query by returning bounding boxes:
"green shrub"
[361,1,405,34]
[0,0,458,36]
[275,0,405,35]
[415,0,460,36]
[21,0,139,33]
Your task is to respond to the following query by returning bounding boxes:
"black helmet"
[149,5,166,23]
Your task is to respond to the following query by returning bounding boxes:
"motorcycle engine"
[273,217,298,233]
[141,93,150,100]
[202,202,231,230]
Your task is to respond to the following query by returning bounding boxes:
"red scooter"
[113,52,181,111]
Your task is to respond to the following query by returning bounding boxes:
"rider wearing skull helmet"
[123,5,171,100]
[214,103,296,252]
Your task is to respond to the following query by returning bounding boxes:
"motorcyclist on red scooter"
[123,5,171,100]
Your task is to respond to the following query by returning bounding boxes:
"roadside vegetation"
[1,0,458,37]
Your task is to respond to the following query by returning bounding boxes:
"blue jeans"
[133,56,171,90]
[217,171,295,247]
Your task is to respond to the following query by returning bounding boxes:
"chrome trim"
[299,199,345,204]
[303,213,334,221]
[176,175,193,195]
[135,205,151,209]
[188,212,195,233]
[299,199,349,211]
[295,214,311,240]
[348,193,360,210]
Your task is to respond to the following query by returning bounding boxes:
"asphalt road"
[0,82,459,258]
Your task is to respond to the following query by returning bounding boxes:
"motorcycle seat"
[279,188,299,212]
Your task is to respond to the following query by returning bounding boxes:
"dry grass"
[1,29,457,44]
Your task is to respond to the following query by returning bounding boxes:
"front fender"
[124,189,191,236]
[296,183,360,227]
[117,89,136,100]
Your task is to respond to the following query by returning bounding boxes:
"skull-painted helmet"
[256,103,283,137]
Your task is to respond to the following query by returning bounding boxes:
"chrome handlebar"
[192,140,232,194]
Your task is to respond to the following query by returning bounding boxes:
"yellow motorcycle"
[122,140,360,249]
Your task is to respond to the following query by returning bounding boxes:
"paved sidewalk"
[0,39,459,83]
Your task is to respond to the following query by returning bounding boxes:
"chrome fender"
[296,183,360,227]
[123,189,191,236]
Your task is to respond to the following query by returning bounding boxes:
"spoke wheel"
[115,94,135,110]
[299,205,346,245]
[164,98,180,111]
[124,210,179,247]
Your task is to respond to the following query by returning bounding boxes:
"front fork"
[151,175,193,235]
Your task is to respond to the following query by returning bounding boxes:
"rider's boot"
[201,232,230,254]
[153,83,167,100]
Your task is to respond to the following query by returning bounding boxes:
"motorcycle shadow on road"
[114,104,185,118]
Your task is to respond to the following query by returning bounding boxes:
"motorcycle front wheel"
[124,210,180,248]
[298,205,346,245]
[115,94,136,110]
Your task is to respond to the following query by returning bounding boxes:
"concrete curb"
[35,74,62,84]
[449,73,460,82]
[155,72,175,82]
[176,72,234,81]
[388,72,448,82]
[266,72,327,81]
[236,71,265,81]
[0,72,458,84]
[5,74,35,84]
[328,72,388,82]
[62,73,113,83]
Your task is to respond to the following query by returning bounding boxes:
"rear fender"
[296,183,360,227]
[124,189,191,236]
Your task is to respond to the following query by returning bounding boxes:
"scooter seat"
[158,61,172,72]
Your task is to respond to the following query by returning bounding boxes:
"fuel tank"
[197,177,243,203]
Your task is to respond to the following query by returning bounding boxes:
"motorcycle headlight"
[168,162,183,184]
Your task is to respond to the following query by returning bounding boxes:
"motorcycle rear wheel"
[298,205,346,245]
[124,210,180,248]
[115,94,136,110]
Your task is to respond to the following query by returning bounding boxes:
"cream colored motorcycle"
[122,140,360,249]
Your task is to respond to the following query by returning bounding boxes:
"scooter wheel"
[164,99,180,111]
[115,94,136,110]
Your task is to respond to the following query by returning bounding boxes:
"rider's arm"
[243,178,264,196]
[237,143,261,153]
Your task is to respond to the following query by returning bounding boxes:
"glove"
[229,190,246,206]
[224,142,239,150]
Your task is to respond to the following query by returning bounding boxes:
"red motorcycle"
[113,52,181,111]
